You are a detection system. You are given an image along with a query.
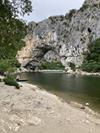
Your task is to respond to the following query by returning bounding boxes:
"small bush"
[0,59,20,75]
[79,4,89,12]
[68,9,76,18]
[0,60,8,75]
[65,9,76,20]
[69,62,76,71]
[4,75,20,89]
[81,61,100,72]
[39,61,65,70]
[0,79,2,82]
[11,59,21,68]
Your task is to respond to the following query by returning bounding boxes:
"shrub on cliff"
[65,9,76,20]
[69,62,76,71]
[81,38,100,72]
[39,61,65,70]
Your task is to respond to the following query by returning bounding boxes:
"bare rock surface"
[17,0,100,71]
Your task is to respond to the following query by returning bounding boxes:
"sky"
[23,0,85,22]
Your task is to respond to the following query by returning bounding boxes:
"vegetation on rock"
[69,62,76,71]
[81,38,100,72]
[39,61,65,70]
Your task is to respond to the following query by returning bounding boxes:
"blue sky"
[23,0,85,22]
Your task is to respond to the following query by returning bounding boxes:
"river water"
[20,72,100,113]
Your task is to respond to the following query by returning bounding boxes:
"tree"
[0,0,32,73]
[0,0,32,17]
[0,0,32,59]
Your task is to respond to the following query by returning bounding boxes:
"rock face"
[17,0,100,71]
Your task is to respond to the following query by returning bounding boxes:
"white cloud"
[23,0,85,22]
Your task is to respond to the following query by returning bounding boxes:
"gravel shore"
[0,82,100,133]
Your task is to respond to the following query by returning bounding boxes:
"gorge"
[17,0,100,72]
[0,0,100,132]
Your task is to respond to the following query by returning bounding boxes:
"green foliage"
[0,0,32,74]
[69,9,76,18]
[81,38,100,72]
[4,75,20,89]
[0,17,26,59]
[0,0,32,17]
[0,60,8,74]
[69,62,76,71]
[0,0,32,56]
[0,79,2,82]
[0,59,21,75]
[80,4,89,12]
[39,61,65,70]
[81,61,100,72]
[0,0,32,55]
[65,9,76,20]
[0,0,31,59]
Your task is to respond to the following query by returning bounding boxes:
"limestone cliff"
[17,0,100,71]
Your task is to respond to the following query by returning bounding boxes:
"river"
[20,72,100,113]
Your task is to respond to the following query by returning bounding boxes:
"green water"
[20,72,100,113]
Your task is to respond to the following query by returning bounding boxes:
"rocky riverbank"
[0,82,100,133]
[16,66,100,76]
[16,67,100,78]
[66,69,100,77]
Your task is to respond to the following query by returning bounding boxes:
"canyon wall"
[17,0,100,71]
